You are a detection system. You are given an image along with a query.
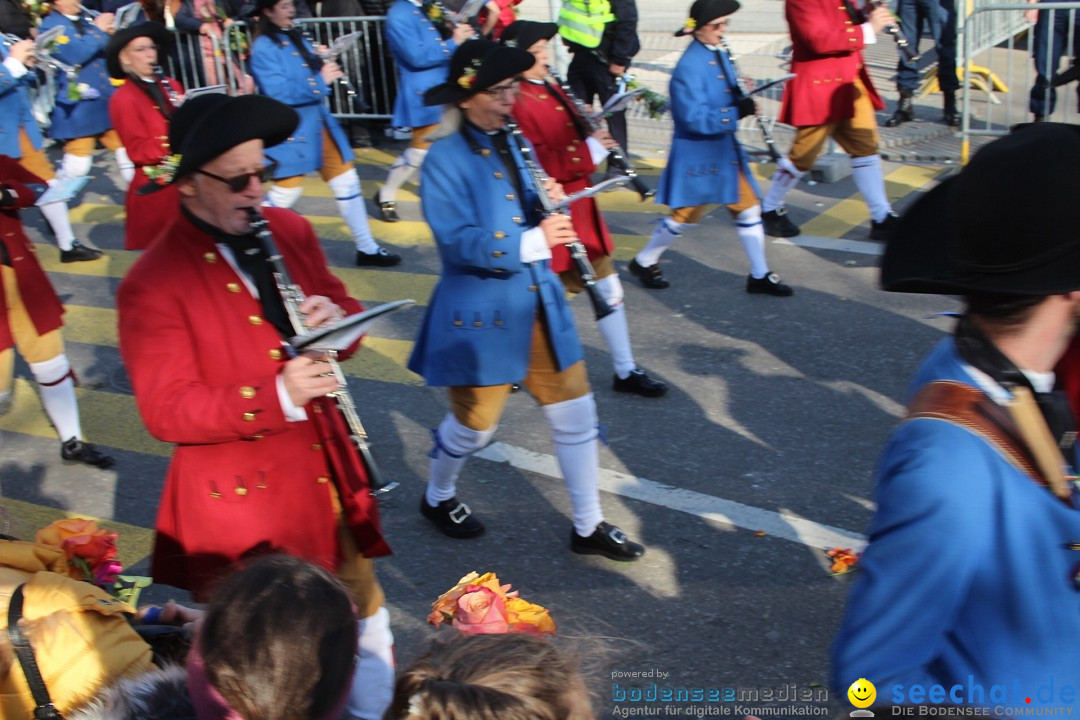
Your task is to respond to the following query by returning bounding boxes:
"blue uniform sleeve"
[250,35,329,105]
[385,5,455,71]
[831,419,995,693]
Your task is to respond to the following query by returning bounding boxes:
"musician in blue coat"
[0,39,101,262]
[374,0,472,222]
[408,39,645,562]
[629,0,791,297]
[41,0,135,188]
[250,0,401,266]
[832,124,1080,706]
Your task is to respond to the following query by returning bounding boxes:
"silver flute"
[504,118,614,321]
[246,208,397,496]
[546,65,654,201]
[151,65,183,107]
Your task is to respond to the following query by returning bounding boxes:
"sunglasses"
[196,161,278,193]
[481,83,520,99]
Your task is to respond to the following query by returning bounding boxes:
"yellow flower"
[683,17,697,32]
[457,66,477,91]
[506,596,556,635]
[57,33,70,44]
[110,77,126,87]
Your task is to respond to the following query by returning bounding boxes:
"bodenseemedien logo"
[848,678,876,717]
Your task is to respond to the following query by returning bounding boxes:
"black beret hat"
[424,38,535,106]
[106,21,171,79]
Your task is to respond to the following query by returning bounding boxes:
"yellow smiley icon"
[847,678,876,709]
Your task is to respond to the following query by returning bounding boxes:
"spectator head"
[384,633,593,720]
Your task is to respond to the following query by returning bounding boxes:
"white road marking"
[773,235,885,257]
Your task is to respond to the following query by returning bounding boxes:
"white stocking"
[542,394,603,536]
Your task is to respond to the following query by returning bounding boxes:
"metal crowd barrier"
[959,2,1080,161]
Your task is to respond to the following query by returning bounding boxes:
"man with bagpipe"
[500,20,666,398]
[409,38,645,561]
[116,94,395,720]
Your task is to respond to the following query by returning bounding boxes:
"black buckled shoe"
[613,368,668,397]
[60,241,103,263]
[372,188,400,223]
[61,437,115,469]
[420,496,485,539]
[870,211,900,242]
[356,247,402,267]
[746,272,794,297]
[628,258,669,289]
[571,521,645,561]
[761,208,801,238]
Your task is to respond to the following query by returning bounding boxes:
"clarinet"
[865,0,918,63]
[717,38,782,163]
[246,208,398,496]
[504,118,614,321]
[151,65,183,108]
[547,66,654,201]
[296,24,358,101]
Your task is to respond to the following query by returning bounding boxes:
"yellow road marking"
[800,165,944,238]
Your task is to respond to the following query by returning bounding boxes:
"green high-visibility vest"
[558,0,614,49]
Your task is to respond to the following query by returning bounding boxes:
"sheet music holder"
[114,2,143,30]
[328,30,364,59]
[440,0,486,23]
[593,88,643,120]
[290,299,415,354]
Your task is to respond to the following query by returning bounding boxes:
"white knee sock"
[542,394,603,537]
[60,153,93,180]
[39,179,76,250]
[735,205,769,279]
[347,606,395,720]
[379,147,426,202]
[761,155,805,213]
[328,169,379,254]
[635,218,689,267]
[594,275,636,378]
[426,413,496,505]
[30,354,81,442]
[264,183,303,209]
[851,154,892,223]
[114,147,135,186]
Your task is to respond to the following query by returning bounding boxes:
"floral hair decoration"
[428,571,556,636]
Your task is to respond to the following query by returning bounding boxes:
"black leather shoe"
[356,247,402,267]
[61,437,115,469]
[628,258,669,289]
[372,188,400,223]
[884,91,915,128]
[571,521,645,561]
[613,368,667,397]
[870,212,900,241]
[746,272,794,297]
[60,241,103,263]
[761,208,800,238]
[420,496,485,539]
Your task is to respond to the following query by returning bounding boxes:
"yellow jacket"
[0,540,153,719]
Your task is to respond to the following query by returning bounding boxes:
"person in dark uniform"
[882,0,960,127]
[1027,0,1080,121]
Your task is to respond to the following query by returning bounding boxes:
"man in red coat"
[116,94,394,720]
[0,156,114,467]
[504,21,665,398]
[760,0,899,242]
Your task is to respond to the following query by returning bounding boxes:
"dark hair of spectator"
[384,633,590,720]
[254,0,284,38]
[200,554,358,720]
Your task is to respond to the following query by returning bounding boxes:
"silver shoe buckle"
[449,502,472,524]
[607,527,626,545]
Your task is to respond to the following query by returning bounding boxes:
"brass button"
[268,348,283,360]
[210,491,221,499]
[311,443,322,451]
[252,434,264,440]
[317,476,329,484]
[227,282,241,293]
[453,319,464,326]
[494,171,503,179]
[480,148,491,157]
[567,145,576,152]
[494,320,504,326]
[239,386,256,399]
[472,320,483,327]
[528,284,538,291]
[538,93,547,99]
[494,231,507,239]
[234,486,248,496]
[203,252,217,263]
[493,250,505,257]
[312,404,322,414]
[505,193,515,200]
[249,315,263,326]
[555,105,563,111]
[512,216,523,223]
[571,157,580,163]
[242,412,256,422]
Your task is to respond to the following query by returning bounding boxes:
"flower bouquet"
[428,571,556,636]
[622,76,669,119]
[143,153,182,186]
[35,517,152,605]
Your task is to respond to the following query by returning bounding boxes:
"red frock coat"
[0,157,64,352]
[512,80,613,274]
[778,0,885,127]
[109,77,183,250]
[117,207,390,600]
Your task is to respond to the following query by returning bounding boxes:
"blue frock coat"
[408,125,584,387]
[39,12,115,141]
[249,32,352,179]
[832,339,1080,704]
[656,40,759,209]
[385,0,456,129]
[0,44,43,158]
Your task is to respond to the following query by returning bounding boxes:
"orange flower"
[428,572,512,627]
[506,596,556,635]
[429,571,553,636]
[36,518,121,581]
[36,518,102,547]
[827,547,861,575]
[453,587,509,635]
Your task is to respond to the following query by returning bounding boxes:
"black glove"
[737,96,757,119]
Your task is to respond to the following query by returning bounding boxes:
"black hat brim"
[675,0,740,36]
[107,22,171,79]
[500,20,558,51]
[137,95,299,195]
[424,45,535,106]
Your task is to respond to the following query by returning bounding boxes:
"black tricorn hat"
[499,20,558,51]
[881,122,1080,296]
[676,0,740,36]
[137,95,298,194]
[106,21,171,79]
[423,38,535,106]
